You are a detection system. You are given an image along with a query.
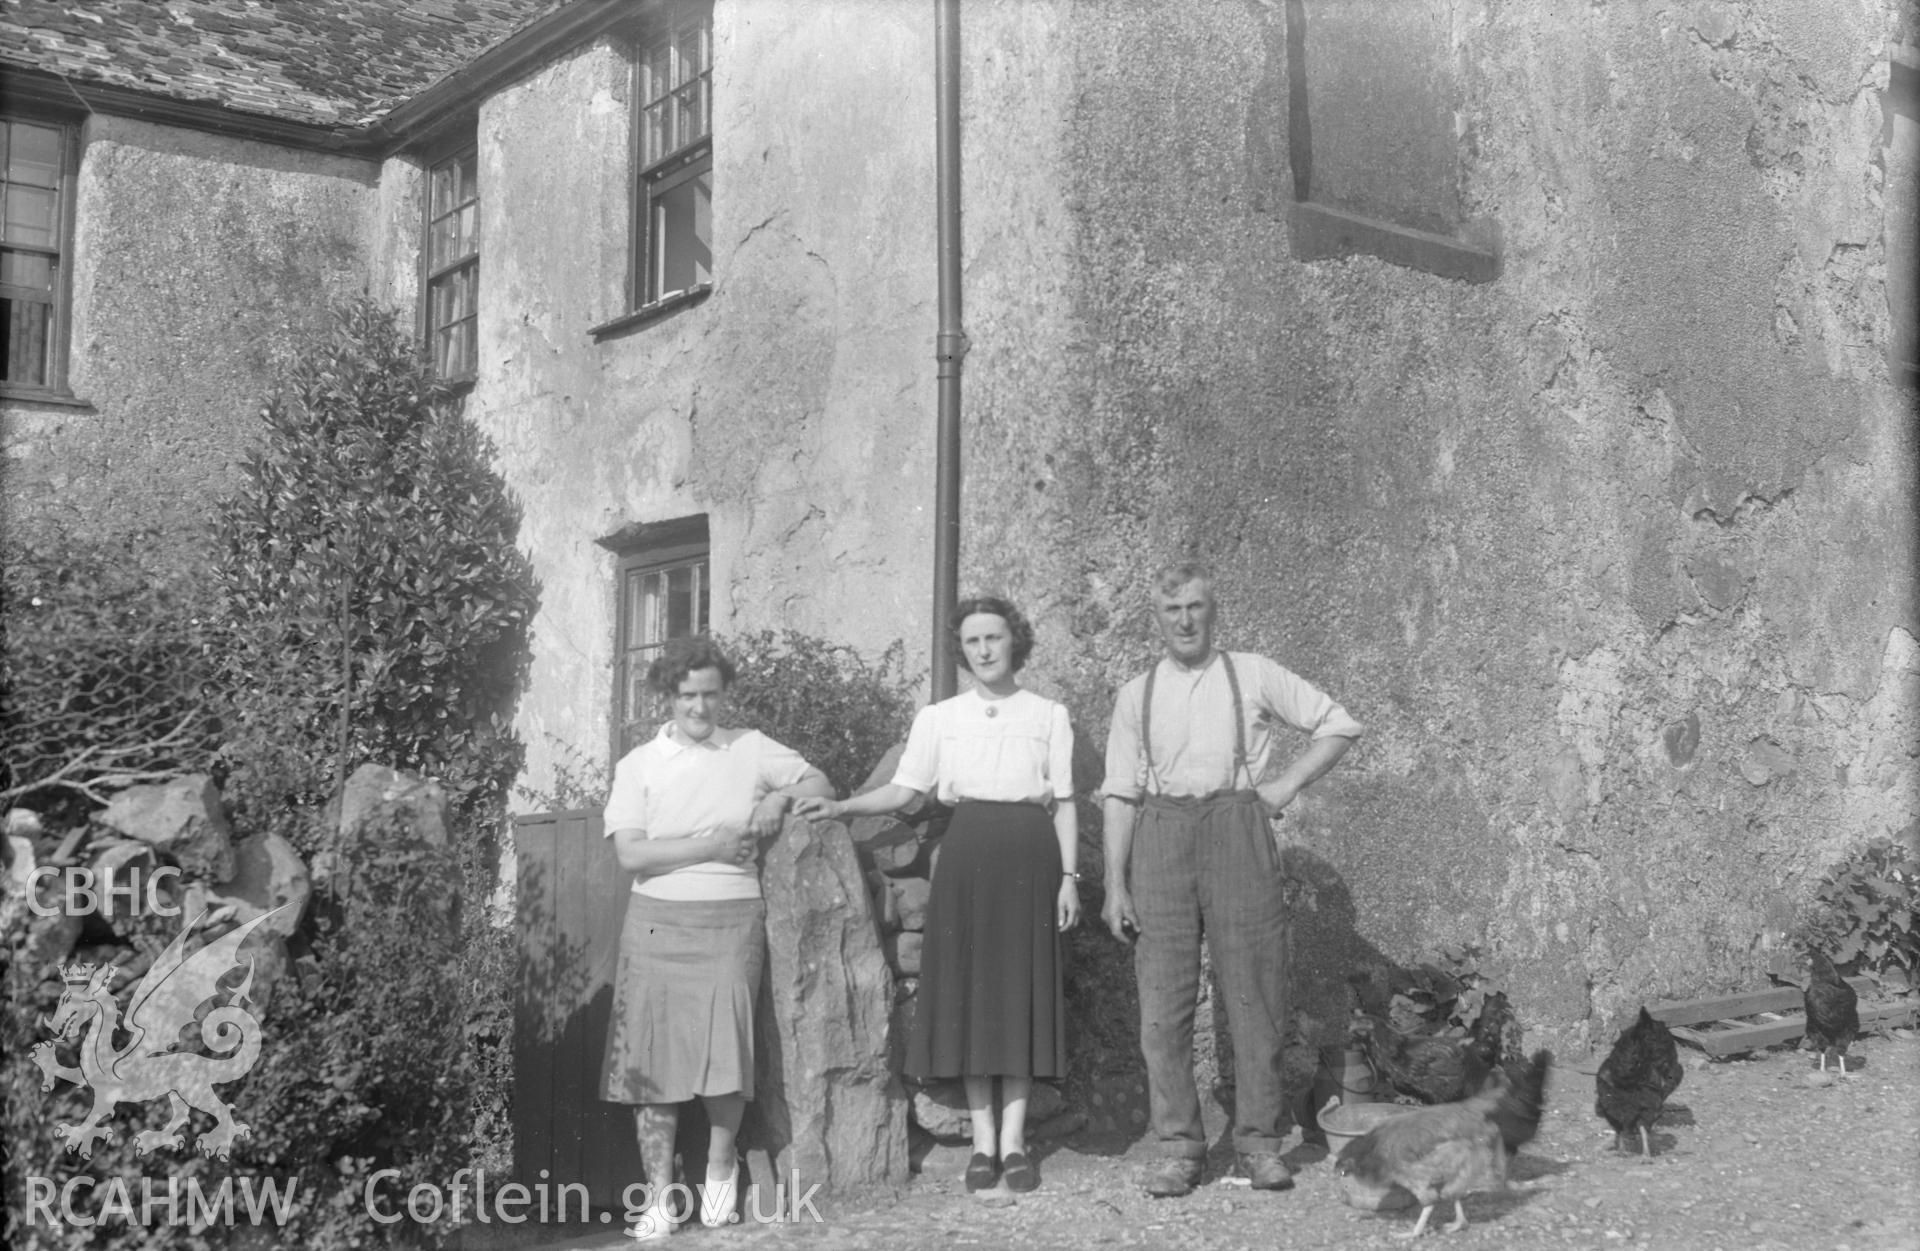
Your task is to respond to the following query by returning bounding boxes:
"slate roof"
[0,0,575,129]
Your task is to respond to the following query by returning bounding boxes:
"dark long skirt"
[905,800,1066,1079]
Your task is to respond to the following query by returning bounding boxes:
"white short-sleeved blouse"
[602,724,814,901]
[891,688,1074,806]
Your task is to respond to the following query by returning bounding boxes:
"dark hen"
[1486,1048,1553,1158]
[1803,950,1860,1076]
[1334,1057,1549,1239]
[1352,1012,1493,1106]
[1594,1007,1683,1156]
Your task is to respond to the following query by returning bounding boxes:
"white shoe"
[624,1205,676,1242]
[700,1158,739,1228]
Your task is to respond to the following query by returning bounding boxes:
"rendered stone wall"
[0,115,377,572]
[953,0,1915,1052]
[454,7,947,802]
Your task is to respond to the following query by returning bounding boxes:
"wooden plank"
[1671,998,1918,1055]
[512,812,561,1189]
[575,810,643,1209]
[1648,976,1879,1026]
[548,808,592,1194]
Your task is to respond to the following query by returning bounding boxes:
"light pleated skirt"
[600,894,765,1104]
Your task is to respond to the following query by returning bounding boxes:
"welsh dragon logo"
[32,906,289,1160]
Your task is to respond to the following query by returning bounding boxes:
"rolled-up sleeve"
[1256,657,1364,741]
[754,733,816,793]
[1100,677,1146,801]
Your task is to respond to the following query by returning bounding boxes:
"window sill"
[1289,200,1500,285]
[0,386,95,410]
[589,283,713,341]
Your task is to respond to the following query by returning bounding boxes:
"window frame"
[627,0,714,313]
[419,133,480,386]
[0,112,80,401]
[609,516,712,763]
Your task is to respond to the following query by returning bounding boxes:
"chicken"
[1351,1012,1493,1106]
[1334,1055,1550,1239]
[1486,1048,1553,1158]
[1803,949,1860,1076]
[1594,1007,1683,1157]
[1467,990,1520,1070]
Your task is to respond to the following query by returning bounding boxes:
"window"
[2,117,74,395]
[425,145,479,381]
[631,2,712,308]
[1281,0,1498,282]
[609,516,710,757]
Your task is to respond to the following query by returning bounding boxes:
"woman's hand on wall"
[791,796,842,822]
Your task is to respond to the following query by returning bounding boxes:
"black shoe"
[1002,1152,1038,1192]
[964,1152,998,1192]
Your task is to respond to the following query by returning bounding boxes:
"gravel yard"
[509,1029,1919,1251]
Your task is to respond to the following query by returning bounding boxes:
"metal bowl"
[1319,1100,1417,1155]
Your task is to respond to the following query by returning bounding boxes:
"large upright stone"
[209,832,311,939]
[748,814,907,1193]
[100,775,234,880]
[334,764,451,847]
[319,765,458,937]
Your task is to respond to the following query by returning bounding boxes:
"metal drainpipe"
[932,0,967,701]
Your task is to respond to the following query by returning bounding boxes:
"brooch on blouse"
[984,705,998,718]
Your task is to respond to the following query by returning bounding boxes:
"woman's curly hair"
[950,595,1035,673]
[646,636,738,695]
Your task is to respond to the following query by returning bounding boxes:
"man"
[1101,562,1363,1197]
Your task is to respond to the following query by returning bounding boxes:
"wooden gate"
[511,808,641,1210]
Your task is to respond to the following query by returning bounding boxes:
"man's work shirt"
[1101,651,1364,800]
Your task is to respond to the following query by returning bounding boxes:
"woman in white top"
[599,638,832,1241]
[797,596,1079,1194]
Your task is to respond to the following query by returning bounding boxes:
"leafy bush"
[1789,836,1918,988]
[1353,943,1521,1065]
[2,815,513,1251]
[569,629,917,807]
[720,630,919,797]
[211,297,539,856]
[3,299,535,1250]
[236,815,498,1249]
[0,530,222,816]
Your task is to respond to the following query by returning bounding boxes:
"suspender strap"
[1142,660,1157,779]
[1220,651,1250,790]
[1140,652,1249,792]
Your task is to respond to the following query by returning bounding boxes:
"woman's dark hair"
[949,595,1035,673]
[646,636,738,695]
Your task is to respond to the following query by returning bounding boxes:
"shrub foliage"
[211,297,539,853]
[3,298,536,1250]
[719,630,919,797]
[1790,835,1919,988]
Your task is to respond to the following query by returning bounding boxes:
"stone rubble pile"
[3,764,455,1013]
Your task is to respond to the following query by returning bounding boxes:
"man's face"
[1155,580,1216,664]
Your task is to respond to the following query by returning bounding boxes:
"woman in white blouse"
[797,596,1079,1194]
[600,638,833,1241]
